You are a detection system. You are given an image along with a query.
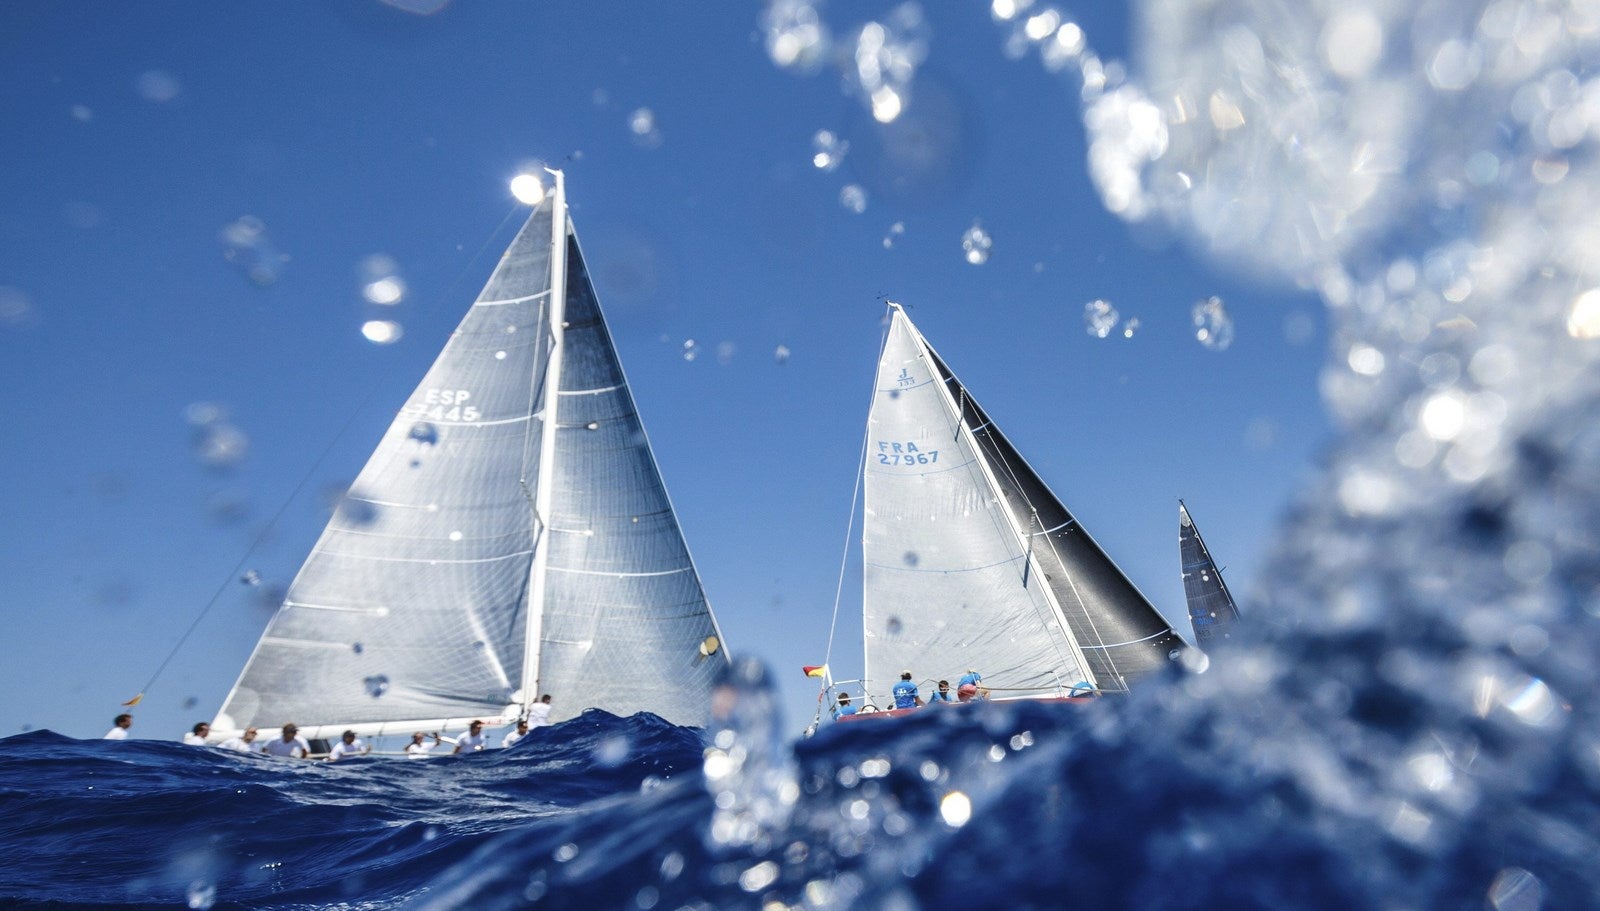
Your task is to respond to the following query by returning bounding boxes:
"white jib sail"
[861,306,1092,705]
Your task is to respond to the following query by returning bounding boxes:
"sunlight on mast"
[510,173,545,205]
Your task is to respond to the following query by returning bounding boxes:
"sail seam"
[476,290,553,307]
[559,383,624,396]
[1079,629,1171,649]
[546,565,692,578]
[312,550,535,565]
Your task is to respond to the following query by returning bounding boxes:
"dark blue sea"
[3,656,1596,910]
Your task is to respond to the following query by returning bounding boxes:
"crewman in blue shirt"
[958,669,983,689]
[892,671,922,709]
[833,692,859,720]
[927,679,956,703]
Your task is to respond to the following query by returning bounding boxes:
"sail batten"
[213,175,727,737]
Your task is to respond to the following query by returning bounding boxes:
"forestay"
[860,305,1184,703]
[213,175,726,740]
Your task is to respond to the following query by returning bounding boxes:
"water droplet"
[593,734,629,767]
[901,551,920,567]
[840,184,868,213]
[763,2,830,72]
[408,422,439,445]
[1121,317,1141,338]
[939,791,972,827]
[181,696,199,711]
[960,223,992,264]
[240,570,261,586]
[360,254,404,305]
[0,286,39,329]
[362,320,403,344]
[185,880,216,910]
[682,339,699,362]
[335,490,379,527]
[774,344,791,364]
[1487,867,1543,911]
[494,350,507,360]
[628,108,662,147]
[812,130,848,171]
[192,423,249,471]
[137,70,182,103]
[70,104,92,122]
[1084,299,1119,338]
[351,642,364,655]
[886,615,904,635]
[448,530,463,541]
[219,216,283,286]
[363,675,390,698]
[1192,296,1234,350]
[882,221,906,249]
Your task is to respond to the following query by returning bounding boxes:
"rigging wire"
[128,201,527,707]
[814,305,895,728]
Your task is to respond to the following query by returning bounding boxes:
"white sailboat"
[210,172,728,742]
[826,303,1186,718]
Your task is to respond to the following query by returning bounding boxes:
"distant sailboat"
[211,172,729,741]
[827,303,1187,717]
[1178,500,1240,645]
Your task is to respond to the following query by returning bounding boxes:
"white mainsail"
[859,304,1184,705]
[213,174,728,740]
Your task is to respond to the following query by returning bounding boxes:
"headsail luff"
[859,305,1184,703]
[1178,500,1240,645]
[213,177,727,740]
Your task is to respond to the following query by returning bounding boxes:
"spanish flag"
[121,693,144,707]
[803,665,828,678]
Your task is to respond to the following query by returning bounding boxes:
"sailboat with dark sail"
[209,172,728,743]
[820,303,1187,721]
[1178,500,1240,645]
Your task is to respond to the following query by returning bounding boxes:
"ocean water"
[4,653,1598,909]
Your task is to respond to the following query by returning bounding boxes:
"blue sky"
[0,2,1329,740]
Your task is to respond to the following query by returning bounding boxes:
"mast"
[518,169,568,717]
[894,304,1098,689]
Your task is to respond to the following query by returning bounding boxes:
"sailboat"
[825,303,1187,718]
[210,172,729,743]
[1178,500,1240,645]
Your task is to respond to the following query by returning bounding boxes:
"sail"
[214,177,726,739]
[860,306,1184,703]
[1178,501,1240,645]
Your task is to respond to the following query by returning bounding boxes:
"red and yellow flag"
[803,665,828,678]
[121,693,144,707]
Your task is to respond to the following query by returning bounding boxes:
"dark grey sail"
[213,173,727,740]
[1178,500,1240,645]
